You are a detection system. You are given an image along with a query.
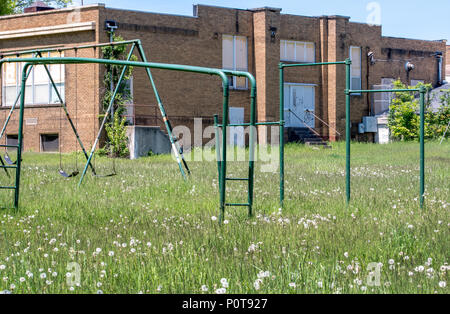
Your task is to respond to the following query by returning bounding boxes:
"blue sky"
[74,0,449,41]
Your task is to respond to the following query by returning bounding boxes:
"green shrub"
[388,80,449,141]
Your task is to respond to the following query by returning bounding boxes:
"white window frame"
[222,35,248,90]
[1,52,65,106]
[280,40,315,63]
[349,46,362,95]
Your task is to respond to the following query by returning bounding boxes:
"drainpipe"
[436,52,443,86]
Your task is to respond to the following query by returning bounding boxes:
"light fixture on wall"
[368,51,376,65]
[405,61,415,72]
[269,27,277,43]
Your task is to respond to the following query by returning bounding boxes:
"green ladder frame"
[213,73,286,223]
[280,59,427,208]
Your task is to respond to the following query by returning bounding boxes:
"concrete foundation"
[126,126,171,159]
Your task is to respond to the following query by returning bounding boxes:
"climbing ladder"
[212,67,284,222]
[0,143,21,209]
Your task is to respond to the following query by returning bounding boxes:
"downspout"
[437,52,443,86]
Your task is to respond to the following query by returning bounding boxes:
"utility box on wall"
[359,116,378,134]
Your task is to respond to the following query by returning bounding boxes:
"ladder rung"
[225,203,250,207]
[226,178,249,181]
[0,165,17,169]
[0,145,19,148]
[0,186,16,190]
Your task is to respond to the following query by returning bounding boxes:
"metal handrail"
[305,109,341,137]
[287,109,326,141]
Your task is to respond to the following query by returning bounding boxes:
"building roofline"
[105,6,198,19]
[383,35,447,45]
[0,4,103,20]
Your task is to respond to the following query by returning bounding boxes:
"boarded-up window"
[280,40,315,63]
[41,134,59,152]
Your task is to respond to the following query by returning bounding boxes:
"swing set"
[0,40,256,210]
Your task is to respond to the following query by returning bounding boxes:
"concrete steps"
[287,128,331,149]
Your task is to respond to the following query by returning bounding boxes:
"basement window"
[280,40,315,63]
[350,46,362,93]
[6,134,19,152]
[40,134,59,153]
[222,35,248,90]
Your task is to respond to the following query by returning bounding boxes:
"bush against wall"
[99,34,137,158]
[388,80,449,141]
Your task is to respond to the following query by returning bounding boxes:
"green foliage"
[12,0,72,13]
[388,80,448,141]
[100,34,137,158]
[0,143,449,294]
[101,34,137,116]
[0,0,15,15]
[104,111,129,158]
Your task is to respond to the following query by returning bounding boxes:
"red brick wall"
[0,4,446,152]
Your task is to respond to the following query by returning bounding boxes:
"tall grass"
[0,142,448,294]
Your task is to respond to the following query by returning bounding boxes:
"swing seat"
[59,169,79,178]
[4,152,17,165]
[93,172,116,178]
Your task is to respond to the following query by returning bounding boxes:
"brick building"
[446,46,450,81]
[0,4,446,152]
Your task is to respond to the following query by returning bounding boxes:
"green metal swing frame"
[0,52,255,210]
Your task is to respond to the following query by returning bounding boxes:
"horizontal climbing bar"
[0,186,16,190]
[225,203,251,207]
[349,89,421,94]
[0,165,17,169]
[217,121,282,127]
[281,61,347,68]
[0,145,19,148]
[226,178,250,181]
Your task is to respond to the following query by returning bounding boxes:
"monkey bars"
[280,59,427,209]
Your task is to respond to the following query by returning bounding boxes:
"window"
[41,134,59,153]
[6,134,18,153]
[350,46,362,91]
[222,35,248,89]
[2,52,65,106]
[280,40,315,63]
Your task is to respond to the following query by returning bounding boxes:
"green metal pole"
[135,41,189,179]
[14,65,29,209]
[219,82,230,224]
[247,74,257,218]
[37,51,97,174]
[279,64,285,207]
[419,87,426,209]
[213,114,222,179]
[345,58,352,204]
[78,46,136,186]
